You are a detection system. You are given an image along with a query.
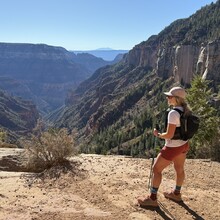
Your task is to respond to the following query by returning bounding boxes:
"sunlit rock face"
[126,40,220,87]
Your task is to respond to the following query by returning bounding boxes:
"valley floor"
[0,149,219,220]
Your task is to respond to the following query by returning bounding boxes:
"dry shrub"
[23,128,78,172]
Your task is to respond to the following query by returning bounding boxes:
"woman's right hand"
[153,128,159,137]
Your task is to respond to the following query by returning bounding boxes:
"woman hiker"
[137,86,190,207]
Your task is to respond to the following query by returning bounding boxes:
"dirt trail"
[0,151,219,220]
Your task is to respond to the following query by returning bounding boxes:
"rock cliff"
[0,90,39,143]
[128,40,220,87]
[0,43,124,114]
[0,43,96,114]
[126,1,220,88]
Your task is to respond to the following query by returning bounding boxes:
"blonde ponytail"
[175,97,191,116]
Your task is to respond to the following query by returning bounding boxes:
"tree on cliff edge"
[186,75,219,160]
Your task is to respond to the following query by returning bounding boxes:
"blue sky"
[0,0,217,51]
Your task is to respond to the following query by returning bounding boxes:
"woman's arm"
[158,123,176,139]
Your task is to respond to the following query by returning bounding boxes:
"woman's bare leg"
[152,153,171,188]
[163,152,187,202]
[172,152,187,187]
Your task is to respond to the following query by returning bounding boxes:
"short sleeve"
[167,110,181,126]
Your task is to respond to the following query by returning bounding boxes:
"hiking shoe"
[137,195,158,207]
[163,191,182,202]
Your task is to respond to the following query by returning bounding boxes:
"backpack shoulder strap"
[173,108,184,116]
[172,108,185,140]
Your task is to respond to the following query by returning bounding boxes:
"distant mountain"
[72,49,128,61]
[72,52,122,73]
[0,43,125,115]
[0,43,91,114]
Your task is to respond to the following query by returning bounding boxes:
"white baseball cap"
[164,86,186,99]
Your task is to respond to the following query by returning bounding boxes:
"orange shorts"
[160,142,189,161]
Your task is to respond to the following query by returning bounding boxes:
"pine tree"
[186,75,219,159]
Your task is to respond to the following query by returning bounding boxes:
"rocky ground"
[0,148,219,220]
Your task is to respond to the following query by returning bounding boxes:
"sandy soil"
[0,148,219,220]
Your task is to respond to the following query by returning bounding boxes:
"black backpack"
[165,108,200,141]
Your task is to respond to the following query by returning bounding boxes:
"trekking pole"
[148,124,159,191]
